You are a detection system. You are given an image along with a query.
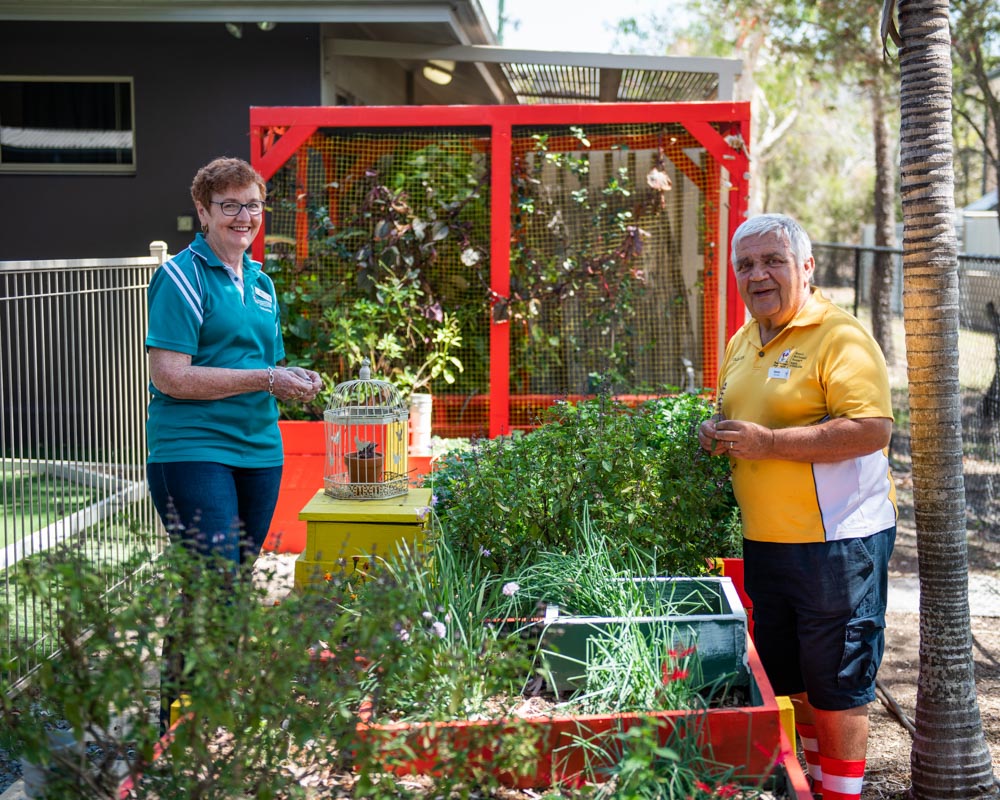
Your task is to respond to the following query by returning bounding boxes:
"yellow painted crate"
[294,487,431,590]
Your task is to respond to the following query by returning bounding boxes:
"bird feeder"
[324,358,409,500]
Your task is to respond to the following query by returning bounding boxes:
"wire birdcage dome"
[324,358,409,500]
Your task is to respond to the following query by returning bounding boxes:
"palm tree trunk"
[895,0,998,796]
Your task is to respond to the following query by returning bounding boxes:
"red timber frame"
[249,103,751,439]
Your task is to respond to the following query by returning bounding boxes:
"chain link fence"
[813,242,1000,540]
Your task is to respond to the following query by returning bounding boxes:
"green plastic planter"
[527,577,749,694]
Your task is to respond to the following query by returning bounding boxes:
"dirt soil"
[862,468,1000,799]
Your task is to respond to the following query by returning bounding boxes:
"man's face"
[733,230,815,338]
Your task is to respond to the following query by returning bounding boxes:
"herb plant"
[431,393,741,577]
[267,143,484,416]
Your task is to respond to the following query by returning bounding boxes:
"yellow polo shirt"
[719,289,897,543]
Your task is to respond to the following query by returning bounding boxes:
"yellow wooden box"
[294,487,432,590]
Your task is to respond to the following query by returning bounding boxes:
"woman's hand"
[280,366,323,402]
[149,349,324,404]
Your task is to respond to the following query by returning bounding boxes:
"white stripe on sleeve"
[161,257,203,324]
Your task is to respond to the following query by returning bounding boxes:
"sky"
[478,0,668,54]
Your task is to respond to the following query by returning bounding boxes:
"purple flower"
[502,581,520,597]
[431,621,447,639]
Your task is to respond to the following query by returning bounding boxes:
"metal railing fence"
[813,243,1000,538]
[1,244,165,689]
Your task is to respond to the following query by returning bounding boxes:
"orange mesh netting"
[257,111,740,438]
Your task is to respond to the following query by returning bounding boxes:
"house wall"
[0,21,322,260]
[964,212,1000,256]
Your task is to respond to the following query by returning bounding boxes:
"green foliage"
[506,128,659,391]
[342,532,534,726]
[431,394,741,578]
[0,542,161,798]
[0,537,359,798]
[0,509,781,797]
[317,524,545,798]
[267,142,486,417]
[501,508,655,618]
[951,1,1000,211]
[585,717,769,799]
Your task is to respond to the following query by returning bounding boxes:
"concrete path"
[888,572,1000,617]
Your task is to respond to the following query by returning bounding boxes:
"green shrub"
[0,537,363,798]
[430,394,741,577]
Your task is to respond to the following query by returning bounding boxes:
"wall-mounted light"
[225,22,243,39]
[257,21,277,32]
[422,59,455,86]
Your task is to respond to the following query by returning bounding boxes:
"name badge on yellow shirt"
[768,366,790,380]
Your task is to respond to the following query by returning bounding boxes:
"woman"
[146,157,322,732]
[145,156,322,564]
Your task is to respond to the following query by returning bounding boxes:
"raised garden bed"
[356,634,799,791]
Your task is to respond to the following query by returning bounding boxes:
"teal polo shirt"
[145,233,285,467]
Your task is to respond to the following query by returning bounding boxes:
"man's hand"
[698,415,732,457]
[701,415,891,463]
[711,419,775,459]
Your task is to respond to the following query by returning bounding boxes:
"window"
[0,76,136,173]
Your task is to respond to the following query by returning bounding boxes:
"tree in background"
[883,0,998,795]
[615,1,898,361]
[951,0,1000,233]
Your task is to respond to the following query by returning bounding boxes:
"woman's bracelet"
[267,366,275,395]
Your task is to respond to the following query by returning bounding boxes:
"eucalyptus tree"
[882,0,998,796]
[638,0,899,360]
[614,5,804,218]
[735,0,901,361]
[950,0,1000,230]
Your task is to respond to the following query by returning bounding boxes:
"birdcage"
[324,359,409,500]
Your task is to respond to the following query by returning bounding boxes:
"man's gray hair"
[730,213,813,267]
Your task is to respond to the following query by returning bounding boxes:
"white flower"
[502,581,520,596]
[422,610,433,619]
[398,628,410,643]
[431,621,447,639]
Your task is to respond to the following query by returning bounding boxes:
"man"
[699,214,897,800]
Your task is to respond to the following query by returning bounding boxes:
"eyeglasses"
[211,200,265,216]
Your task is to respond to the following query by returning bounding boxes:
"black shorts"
[743,527,896,711]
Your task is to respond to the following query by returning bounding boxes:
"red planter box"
[712,556,754,640]
[356,635,807,792]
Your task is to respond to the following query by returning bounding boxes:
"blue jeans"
[147,461,282,566]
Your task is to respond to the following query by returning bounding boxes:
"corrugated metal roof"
[330,40,743,104]
[501,63,600,104]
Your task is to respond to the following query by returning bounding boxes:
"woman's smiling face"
[196,183,263,260]
[733,229,815,342]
